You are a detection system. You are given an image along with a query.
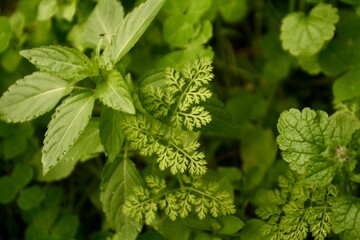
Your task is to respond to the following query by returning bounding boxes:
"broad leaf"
[332,197,360,239]
[20,45,98,82]
[11,164,34,189]
[110,0,165,64]
[82,0,124,48]
[100,158,143,239]
[0,72,71,123]
[17,185,45,210]
[96,70,135,114]
[304,156,337,186]
[99,108,124,162]
[277,108,340,173]
[42,90,95,174]
[64,118,104,162]
[280,2,339,56]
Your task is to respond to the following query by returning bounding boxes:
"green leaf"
[163,14,193,48]
[42,90,96,174]
[0,72,72,123]
[51,213,79,239]
[64,118,104,162]
[20,45,98,82]
[82,0,124,48]
[217,215,244,234]
[280,2,339,56]
[304,156,337,186]
[100,158,143,238]
[17,185,45,210]
[99,108,125,161]
[332,197,360,239]
[37,0,58,21]
[277,108,340,173]
[0,176,18,204]
[218,0,248,23]
[11,164,34,189]
[110,0,166,64]
[96,70,135,114]
[0,16,11,53]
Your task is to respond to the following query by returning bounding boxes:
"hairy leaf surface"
[20,45,98,81]
[0,72,71,123]
[42,90,95,174]
[100,158,143,239]
[280,3,339,56]
[110,0,165,63]
[332,197,360,239]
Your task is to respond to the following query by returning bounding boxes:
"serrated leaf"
[64,118,104,162]
[100,158,143,239]
[332,197,360,239]
[0,72,71,123]
[96,70,135,114]
[42,90,95,174]
[99,108,124,162]
[304,156,337,186]
[82,0,124,48]
[277,108,340,173]
[20,45,98,82]
[110,0,165,64]
[280,2,339,56]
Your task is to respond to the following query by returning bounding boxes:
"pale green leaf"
[82,0,124,48]
[17,185,45,210]
[42,90,96,174]
[20,45,98,82]
[304,156,337,186]
[0,72,71,123]
[96,70,135,114]
[99,108,124,162]
[37,0,58,21]
[64,118,104,162]
[0,16,11,53]
[110,0,165,64]
[332,197,360,239]
[277,108,340,173]
[280,2,339,56]
[100,158,143,238]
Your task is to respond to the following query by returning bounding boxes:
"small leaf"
[82,0,124,47]
[277,108,340,173]
[332,197,360,239]
[217,215,244,235]
[37,0,58,21]
[0,176,18,204]
[51,213,79,239]
[0,72,72,123]
[17,185,45,210]
[100,158,143,238]
[20,45,98,82]
[280,2,339,56]
[0,16,11,53]
[218,0,248,23]
[304,156,337,186]
[11,164,34,189]
[42,90,95,174]
[99,108,124,161]
[96,70,135,114]
[110,0,166,63]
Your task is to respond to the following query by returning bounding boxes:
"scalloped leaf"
[0,72,72,123]
[280,2,339,56]
[332,197,360,239]
[96,70,135,114]
[110,0,165,64]
[42,90,95,174]
[20,45,98,82]
[100,158,143,239]
[99,108,124,162]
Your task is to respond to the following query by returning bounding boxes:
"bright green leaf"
[11,164,34,189]
[82,0,124,48]
[20,45,98,82]
[42,90,96,174]
[0,72,72,123]
[0,16,12,53]
[99,108,124,162]
[0,176,18,204]
[37,0,58,21]
[332,197,360,239]
[162,0,189,13]
[297,54,321,75]
[96,70,135,114]
[100,158,143,238]
[218,0,247,23]
[304,156,337,186]
[17,185,45,210]
[280,2,339,56]
[39,160,77,182]
[163,14,193,48]
[277,108,340,173]
[110,0,166,64]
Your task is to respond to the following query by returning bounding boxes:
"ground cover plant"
[0,0,360,239]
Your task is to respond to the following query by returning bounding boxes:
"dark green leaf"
[0,176,18,204]
[17,185,45,210]
[11,164,34,189]
[51,213,79,239]
[217,215,244,234]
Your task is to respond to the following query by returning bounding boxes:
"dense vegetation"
[0,0,360,239]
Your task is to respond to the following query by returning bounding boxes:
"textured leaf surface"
[42,90,95,174]
[110,0,165,63]
[100,158,143,239]
[99,108,124,161]
[82,0,124,47]
[280,3,339,56]
[20,45,98,81]
[277,108,340,173]
[304,156,337,186]
[0,72,71,123]
[96,70,135,114]
[332,197,360,239]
